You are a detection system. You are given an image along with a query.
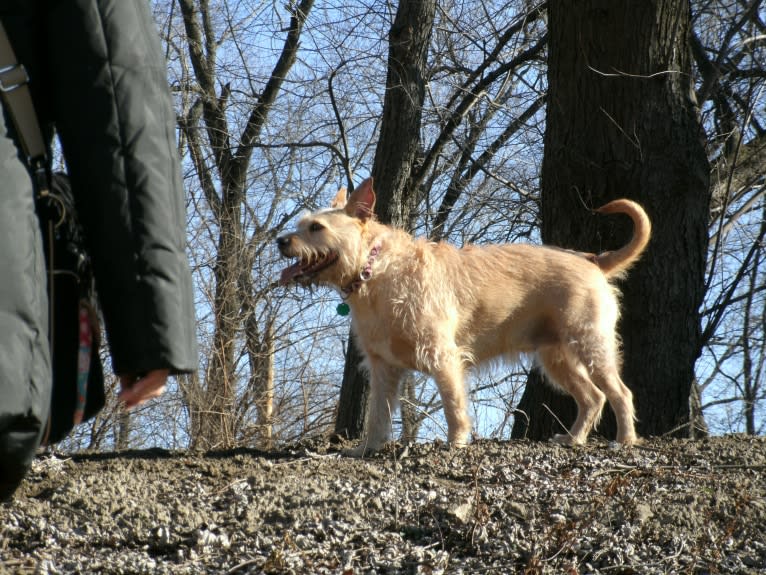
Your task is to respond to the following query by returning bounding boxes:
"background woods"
[61,0,765,452]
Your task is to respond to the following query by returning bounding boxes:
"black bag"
[39,173,105,445]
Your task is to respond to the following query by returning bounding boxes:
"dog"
[277,177,651,455]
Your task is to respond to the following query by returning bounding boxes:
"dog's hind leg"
[538,346,606,445]
[346,355,404,457]
[589,362,639,445]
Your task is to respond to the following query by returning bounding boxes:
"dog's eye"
[309,222,324,233]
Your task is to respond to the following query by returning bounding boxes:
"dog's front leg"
[345,356,404,457]
[433,355,472,448]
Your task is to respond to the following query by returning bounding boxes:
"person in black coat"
[0,0,198,500]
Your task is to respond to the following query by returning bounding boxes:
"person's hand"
[118,369,170,409]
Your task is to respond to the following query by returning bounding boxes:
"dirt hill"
[1,436,765,574]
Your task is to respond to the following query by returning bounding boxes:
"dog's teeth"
[280,250,337,284]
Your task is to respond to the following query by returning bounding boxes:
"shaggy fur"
[277,178,651,455]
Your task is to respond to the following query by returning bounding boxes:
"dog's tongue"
[280,262,304,284]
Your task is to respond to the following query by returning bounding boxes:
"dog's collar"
[337,243,381,314]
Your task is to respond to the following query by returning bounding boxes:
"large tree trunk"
[370,0,436,229]
[512,0,710,441]
[334,0,436,439]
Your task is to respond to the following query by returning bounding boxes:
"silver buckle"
[0,63,29,93]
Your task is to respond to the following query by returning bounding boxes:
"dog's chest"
[350,299,421,370]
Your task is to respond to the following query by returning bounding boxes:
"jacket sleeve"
[44,0,198,376]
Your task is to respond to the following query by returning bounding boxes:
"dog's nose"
[277,235,290,250]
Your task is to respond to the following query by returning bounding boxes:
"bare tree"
[512,0,711,441]
[170,0,315,448]
[334,0,437,440]
[693,0,766,435]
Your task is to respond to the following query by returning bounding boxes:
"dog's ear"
[345,177,376,221]
[330,187,348,209]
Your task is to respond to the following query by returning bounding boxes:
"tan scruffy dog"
[278,177,651,455]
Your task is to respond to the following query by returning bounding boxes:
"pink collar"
[340,243,381,298]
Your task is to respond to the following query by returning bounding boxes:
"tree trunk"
[334,0,436,439]
[116,409,131,450]
[194,200,242,449]
[688,379,709,439]
[400,373,420,443]
[334,339,369,440]
[246,314,275,449]
[512,0,710,441]
[371,0,436,229]
[178,0,312,449]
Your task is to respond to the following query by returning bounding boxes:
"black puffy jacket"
[0,0,198,499]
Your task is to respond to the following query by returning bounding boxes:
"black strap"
[0,20,48,190]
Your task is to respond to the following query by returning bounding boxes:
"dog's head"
[277,177,377,289]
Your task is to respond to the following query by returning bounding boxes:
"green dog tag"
[336,302,350,316]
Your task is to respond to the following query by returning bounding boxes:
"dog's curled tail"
[594,199,651,278]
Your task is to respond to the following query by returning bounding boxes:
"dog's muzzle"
[277,235,339,285]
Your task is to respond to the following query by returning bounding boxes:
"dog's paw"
[614,434,642,447]
[448,439,469,450]
[551,433,585,447]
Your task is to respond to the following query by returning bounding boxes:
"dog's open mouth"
[280,251,339,284]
